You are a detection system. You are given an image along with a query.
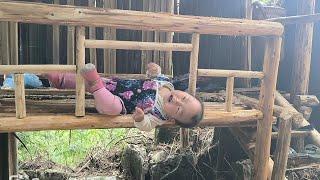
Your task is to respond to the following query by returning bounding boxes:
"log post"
[8,22,19,177]
[272,112,292,180]
[52,0,60,64]
[75,26,86,117]
[254,37,282,180]
[88,0,97,65]
[181,33,200,148]
[14,74,26,119]
[0,22,10,65]
[226,77,234,112]
[164,0,174,75]
[103,0,117,74]
[0,133,9,180]
[67,0,75,65]
[290,0,316,101]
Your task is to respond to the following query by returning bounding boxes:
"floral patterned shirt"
[104,75,174,131]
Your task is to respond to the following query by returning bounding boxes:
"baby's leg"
[45,73,77,89]
[93,88,123,115]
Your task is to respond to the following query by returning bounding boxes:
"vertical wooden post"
[226,77,234,112]
[164,0,175,75]
[141,0,155,73]
[104,0,117,74]
[0,133,9,180]
[254,37,282,180]
[181,33,200,148]
[9,22,18,65]
[67,0,75,65]
[75,26,86,117]
[272,112,292,180]
[290,0,315,101]
[0,22,10,65]
[88,0,97,65]
[53,0,60,64]
[9,22,19,177]
[153,0,160,65]
[8,134,17,177]
[14,74,26,119]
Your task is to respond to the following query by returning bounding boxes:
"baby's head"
[163,90,204,128]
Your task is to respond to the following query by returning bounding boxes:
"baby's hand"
[133,107,145,122]
[146,63,161,78]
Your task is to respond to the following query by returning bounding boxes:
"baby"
[45,63,204,131]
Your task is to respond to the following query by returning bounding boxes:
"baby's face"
[162,90,201,124]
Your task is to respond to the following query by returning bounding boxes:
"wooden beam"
[290,0,315,101]
[67,0,75,65]
[271,130,310,139]
[275,91,320,147]
[164,0,174,75]
[0,1,284,36]
[75,26,85,117]
[272,112,292,180]
[84,40,193,51]
[0,109,262,132]
[225,77,234,112]
[254,37,282,180]
[14,74,26,119]
[198,69,264,78]
[9,22,18,65]
[8,133,17,177]
[268,13,320,24]
[0,65,76,74]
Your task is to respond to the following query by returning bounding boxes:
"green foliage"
[18,129,129,167]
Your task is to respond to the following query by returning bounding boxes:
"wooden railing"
[0,2,283,179]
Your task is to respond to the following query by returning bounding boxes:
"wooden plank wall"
[175,0,252,88]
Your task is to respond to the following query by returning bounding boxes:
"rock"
[150,150,168,164]
[121,144,148,180]
[149,152,196,180]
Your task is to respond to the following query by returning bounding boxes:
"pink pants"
[47,73,123,115]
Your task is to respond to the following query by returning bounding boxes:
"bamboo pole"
[0,22,9,65]
[290,0,315,101]
[0,65,76,74]
[0,109,262,132]
[67,0,75,65]
[271,112,292,180]
[198,69,264,78]
[14,74,26,119]
[181,33,200,148]
[267,13,320,24]
[52,0,60,64]
[75,26,86,117]
[103,0,117,74]
[0,1,284,36]
[88,0,97,65]
[254,37,282,180]
[85,40,193,51]
[225,77,234,112]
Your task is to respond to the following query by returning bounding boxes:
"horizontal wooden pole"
[198,69,264,78]
[0,65,76,74]
[268,13,320,24]
[0,109,262,132]
[271,131,310,139]
[0,1,283,36]
[85,40,193,51]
